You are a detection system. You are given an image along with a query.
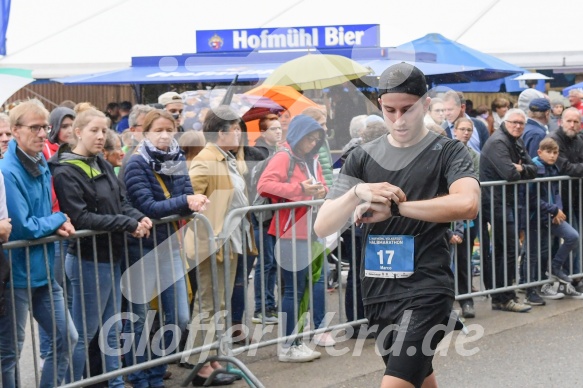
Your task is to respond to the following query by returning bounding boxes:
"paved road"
[166,295,583,388]
[17,289,583,387]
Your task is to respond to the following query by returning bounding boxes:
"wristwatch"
[391,201,401,217]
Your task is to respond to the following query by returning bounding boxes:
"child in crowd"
[524,138,583,305]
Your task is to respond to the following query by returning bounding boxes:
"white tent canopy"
[1,0,581,79]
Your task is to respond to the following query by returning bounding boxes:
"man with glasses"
[0,101,77,388]
[480,108,537,312]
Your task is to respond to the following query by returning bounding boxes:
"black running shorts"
[365,294,455,388]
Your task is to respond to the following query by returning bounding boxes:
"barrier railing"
[2,176,582,387]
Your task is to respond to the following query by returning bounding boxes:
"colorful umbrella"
[243,85,319,144]
[262,53,372,91]
[0,68,34,106]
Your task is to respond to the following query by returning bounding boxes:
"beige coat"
[184,143,256,262]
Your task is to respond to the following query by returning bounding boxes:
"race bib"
[365,235,414,278]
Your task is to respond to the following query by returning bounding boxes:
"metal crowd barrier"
[1,213,263,388]
[2,176,583,387]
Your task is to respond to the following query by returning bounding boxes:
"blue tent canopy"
[0,0,10,55]
[563,81,583,97]
[434,73,546,93]
[54,43,520,86]
[395,33,523,83]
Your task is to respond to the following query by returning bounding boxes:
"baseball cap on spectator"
[158,92,183,107]
[529,98,551,112]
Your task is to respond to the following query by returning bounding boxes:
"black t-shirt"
[327,131,477,306]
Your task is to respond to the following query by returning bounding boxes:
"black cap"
[378,62,427,98]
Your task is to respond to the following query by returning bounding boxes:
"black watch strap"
[391,201,401,217]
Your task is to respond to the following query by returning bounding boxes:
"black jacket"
[480,123,537,210]
[253,137,276,160]
[550,127,583,212]
[49,145,145,263]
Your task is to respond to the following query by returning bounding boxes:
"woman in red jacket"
[257,114,335,363]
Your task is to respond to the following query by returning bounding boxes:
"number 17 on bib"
[365,235,414,278]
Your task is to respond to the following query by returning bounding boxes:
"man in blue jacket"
[522,98,551,158]
[0,101,77,388]
[442,90,489,153]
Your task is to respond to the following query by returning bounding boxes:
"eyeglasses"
[17,124,50,133]
[505,120,526,127]
[306,135,322,143]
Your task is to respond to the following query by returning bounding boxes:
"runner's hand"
[354,182,406,205]
[354,201,395,224]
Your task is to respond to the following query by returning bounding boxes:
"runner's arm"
[399,177,479,223]
[314,181,405,237]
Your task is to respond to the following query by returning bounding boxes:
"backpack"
[249,148,295,222]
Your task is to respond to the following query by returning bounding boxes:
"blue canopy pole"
[0,0,11,55]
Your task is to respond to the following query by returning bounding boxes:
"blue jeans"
[552,221,579,270]
[253,224,277,313]
[232,253,256,324]
[40,240,71,360]
[66,254,124,387]
[522,220,579,283]
[342,230,364,322]
[560,215,581,275]
[122,248,189,388]
[277,239,326,342]
[0,280,77,388]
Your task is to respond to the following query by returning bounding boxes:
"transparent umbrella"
[0,68,34,106]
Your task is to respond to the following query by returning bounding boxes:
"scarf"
[138,138,185,176]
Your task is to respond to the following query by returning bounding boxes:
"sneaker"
[515,287,526,294]
[557,283,583,300]
[279,344,319,363]
[461,302,475,319]
[525,290,546,306]
[547,266,572,284]
[251,311,278,325]
[313,332,336,347]
[267,308,279,318]
[493,299,532,313]
[575,281,583,293]
[539,283,565,300]
[297,342,321,359]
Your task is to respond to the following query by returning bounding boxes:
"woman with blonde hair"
[49,108,152,386]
